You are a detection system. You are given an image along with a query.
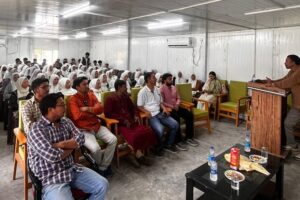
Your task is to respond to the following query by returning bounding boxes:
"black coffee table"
[185,143,284,200]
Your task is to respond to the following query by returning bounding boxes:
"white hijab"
[49,74,60,93]
[16,77,29,99]
[11,72,19,91]
[89,78,102,101]
[90,70,99,79]
[120,70,131,93]
[99,74,109,92]
[29,69,41,83]
[58,77,77,96]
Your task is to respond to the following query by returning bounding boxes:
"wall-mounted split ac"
[167,37,194,48]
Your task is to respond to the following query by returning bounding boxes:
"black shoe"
[165,145,178,153]
[137,156,153,166]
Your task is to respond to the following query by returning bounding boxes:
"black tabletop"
[185,143,284,200]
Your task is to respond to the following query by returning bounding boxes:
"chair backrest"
[176,83,193,103]
[18,100,27,133]
[130,87,141,105]
[100,91,115,107]
[229,80,247,103]
[64,95,71,117]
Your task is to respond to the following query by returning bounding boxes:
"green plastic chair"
[176,83,211,134]
[218,80,248,127]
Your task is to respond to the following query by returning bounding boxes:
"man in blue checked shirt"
[27,93,108,200]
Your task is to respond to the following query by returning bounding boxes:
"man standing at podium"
[266,54,300,160]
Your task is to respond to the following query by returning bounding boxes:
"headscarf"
[90,70,99,79]
[135,75,145,87]
[49,74,60,93]
[58,77,77,96]
[52,68,61,77]
[120,70,131,93]
[89,78,102,101]
[36,73,45,79]
[0,65,7,83]
[11,72,19,91]
[99,74,109,92]
[134,70,141,82]
[16,77,29,99]
[155,73,162,87]
[68,72,77,84]
[29,69,41,84]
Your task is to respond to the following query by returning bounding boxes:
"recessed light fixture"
[75,32,88,39]
[62,2,93,18]
[12,28,31,37]
[59,36,69,40]
[147,19,185,30]
[245,4,300,15]
[169,0,223,12]
[101,28,125,35]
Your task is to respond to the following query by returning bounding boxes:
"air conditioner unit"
[167,37,193,48]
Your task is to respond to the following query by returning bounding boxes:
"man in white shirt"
[137,72,179,155]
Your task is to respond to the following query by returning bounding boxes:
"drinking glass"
[261,146,268,163]
[231,174,240,190]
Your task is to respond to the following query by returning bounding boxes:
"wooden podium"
[247,82,288,156]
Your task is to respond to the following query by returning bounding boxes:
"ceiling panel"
[0,0,300,39]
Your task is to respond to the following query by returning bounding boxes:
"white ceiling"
[1,0,300,39]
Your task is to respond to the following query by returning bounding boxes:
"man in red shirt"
[68,77,117,176]
[160,73,198,149]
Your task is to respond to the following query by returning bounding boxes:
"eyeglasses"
[56,103,66,107]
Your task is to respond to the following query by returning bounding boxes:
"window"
[33,49,58,65]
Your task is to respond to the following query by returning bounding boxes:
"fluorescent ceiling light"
[62,2,93,18]
[245,4,300,15]
[101,28,125,35]
[169,0,223,12]
[12,33,19,38]
[75,32,88,39]
[20,28,30,35]
[147,19,185,30]
[59,36,69,40]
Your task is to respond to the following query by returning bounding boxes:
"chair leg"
[24,173,28,200]
[235,111,239,127]
[12,159,17,180]
[207,118,211,134]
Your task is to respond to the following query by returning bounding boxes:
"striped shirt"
[27,116,85,186]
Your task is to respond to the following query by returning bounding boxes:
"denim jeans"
[43,167,109,200]
[149,112,179,146]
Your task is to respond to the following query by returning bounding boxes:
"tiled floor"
[0,120,299,200]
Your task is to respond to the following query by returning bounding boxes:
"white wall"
[90,26,300,82]
[91,34,206,81]
[4,37,90,65]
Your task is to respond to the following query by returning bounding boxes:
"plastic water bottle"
[208,146,215,166]
[210,159,218,182]
[244,131,251,153]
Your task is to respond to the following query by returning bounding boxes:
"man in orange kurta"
[68,77,117,175]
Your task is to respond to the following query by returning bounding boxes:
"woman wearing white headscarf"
[44,65,54,79]
[135,75,145,87]
[120,70,131,94]
[134,70,141,82]
[99,74,109,92]
[36,73,46,79]
[89,78,102,102]
[15,76,30,99]
[49,74,60,93]
[68,72,77,85]
[90,70,99,80]
[0,65,7,84]
[61,63,70,77]
[58,77,77,96]
[155,72,162,87]
[52,68,62,77]
[29,69,41,84]
[3,72,19,100]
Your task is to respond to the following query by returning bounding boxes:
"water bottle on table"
[244,131,251,153]
[208,146,215,166]
[210,158,218,182]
